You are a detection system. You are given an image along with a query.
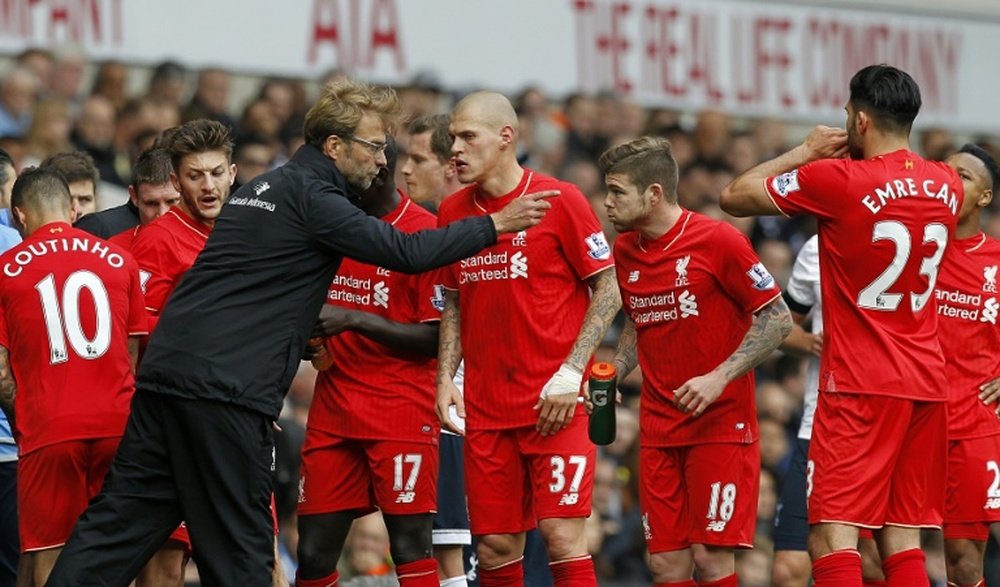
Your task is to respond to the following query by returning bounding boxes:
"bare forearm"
[0,349,15,432]
[436,291,463,384]
[613,317,638,384]
[713,297,793,383]
[721,145,809,216]
[127,337,140,372]
[565,269,622,371]
[352,313,439,357]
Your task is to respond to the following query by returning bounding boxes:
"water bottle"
[588,362,617,445]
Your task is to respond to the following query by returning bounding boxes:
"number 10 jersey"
[765,150,962,400]
[0,222,148,455]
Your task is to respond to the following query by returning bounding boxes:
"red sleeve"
[130,226,182,316]
[124,256,150,336]
[764,158,850,220]
[555,185,614,279]
[712,223,782,313]
[435,200,461,291]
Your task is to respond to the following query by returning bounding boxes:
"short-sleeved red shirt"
[309,194,445,443]
[935,232,1000,439]
[130,207,210,331]
[766,150,962,400]
[0,223,148,455]
[437,169,614,430]
[615,210,780,447]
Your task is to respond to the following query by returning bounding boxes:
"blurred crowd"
[3,46,998,586]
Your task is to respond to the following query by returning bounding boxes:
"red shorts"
[943,434,1000,540]
[464,417,595,535]
[18,438,119,552]
[808,393,946,528]
[640,442,759,552]
[298,428,438,516]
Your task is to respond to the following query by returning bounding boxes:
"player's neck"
[27,213,69,236]
[178,201,214,229]
[361,186,401,217]
[477,159,524,198]
[863,133,910,159]
[639,203,683,241]
[955,213,982,240]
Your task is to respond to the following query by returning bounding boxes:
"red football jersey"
[766,150,962,400]
[935,232,1000,440]
[615,210,779,447]
[130,207,210,330]
[0,223,148,455]
[108,225,141,251]
[437,169,614,430]
[309,194,445,443]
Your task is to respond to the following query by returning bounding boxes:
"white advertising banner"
[0,0,995,131]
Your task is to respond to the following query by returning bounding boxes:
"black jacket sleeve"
[306,185,497,273]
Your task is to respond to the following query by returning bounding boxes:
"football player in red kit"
[600,136,791,587]
[721,64,963,587]
[0,169,147,585]
[436,92,620,587]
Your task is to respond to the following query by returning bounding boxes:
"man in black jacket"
[48,79,556,587]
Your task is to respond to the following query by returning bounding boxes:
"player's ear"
[980,188,994,209]
[229,163,237,186]
[647,183,664,206]
[127,185,139,207]
[10,206,25,232]
[499,125,515,150]
[170,172,181,194]
[856,110,871,134]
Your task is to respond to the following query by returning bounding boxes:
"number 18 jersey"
[766,150,962,400]
[0,223,148,455]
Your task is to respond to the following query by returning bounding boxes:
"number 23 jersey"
[0,223,148,455]
[766,150,962,400]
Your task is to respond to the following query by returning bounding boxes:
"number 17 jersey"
[765,150,962,400]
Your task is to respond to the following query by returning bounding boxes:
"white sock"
[440,576,468,587]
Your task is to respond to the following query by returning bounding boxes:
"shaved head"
[453,91,519,134]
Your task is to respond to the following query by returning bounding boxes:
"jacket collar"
[289,144,352,196]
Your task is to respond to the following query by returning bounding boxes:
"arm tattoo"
[613,317,638,383]
[0,348,16,432]
[565,268,622,371]
[717,296,793,382]
[436,290,463,385]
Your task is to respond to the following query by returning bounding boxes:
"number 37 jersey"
[766,150,963,400]
[0,222,148,455]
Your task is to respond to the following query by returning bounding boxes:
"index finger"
[524,190,560,200]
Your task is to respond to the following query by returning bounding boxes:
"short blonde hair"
[303,78,401,147]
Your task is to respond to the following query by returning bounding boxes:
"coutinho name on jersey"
[860,176,959,215]
[3,237,126,278]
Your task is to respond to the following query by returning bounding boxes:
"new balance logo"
[253,181,270,196]
[986,497,1000,510]
[675,255,690,286]
[627,270,640,283]
[983,297,999,325]
[396,492,416,504]
[374,281,389,308]
[558,493,579,506]
[510,252,528,279]
[985,265,998,293]
[679,290,699,318]
[706,520,728,532]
